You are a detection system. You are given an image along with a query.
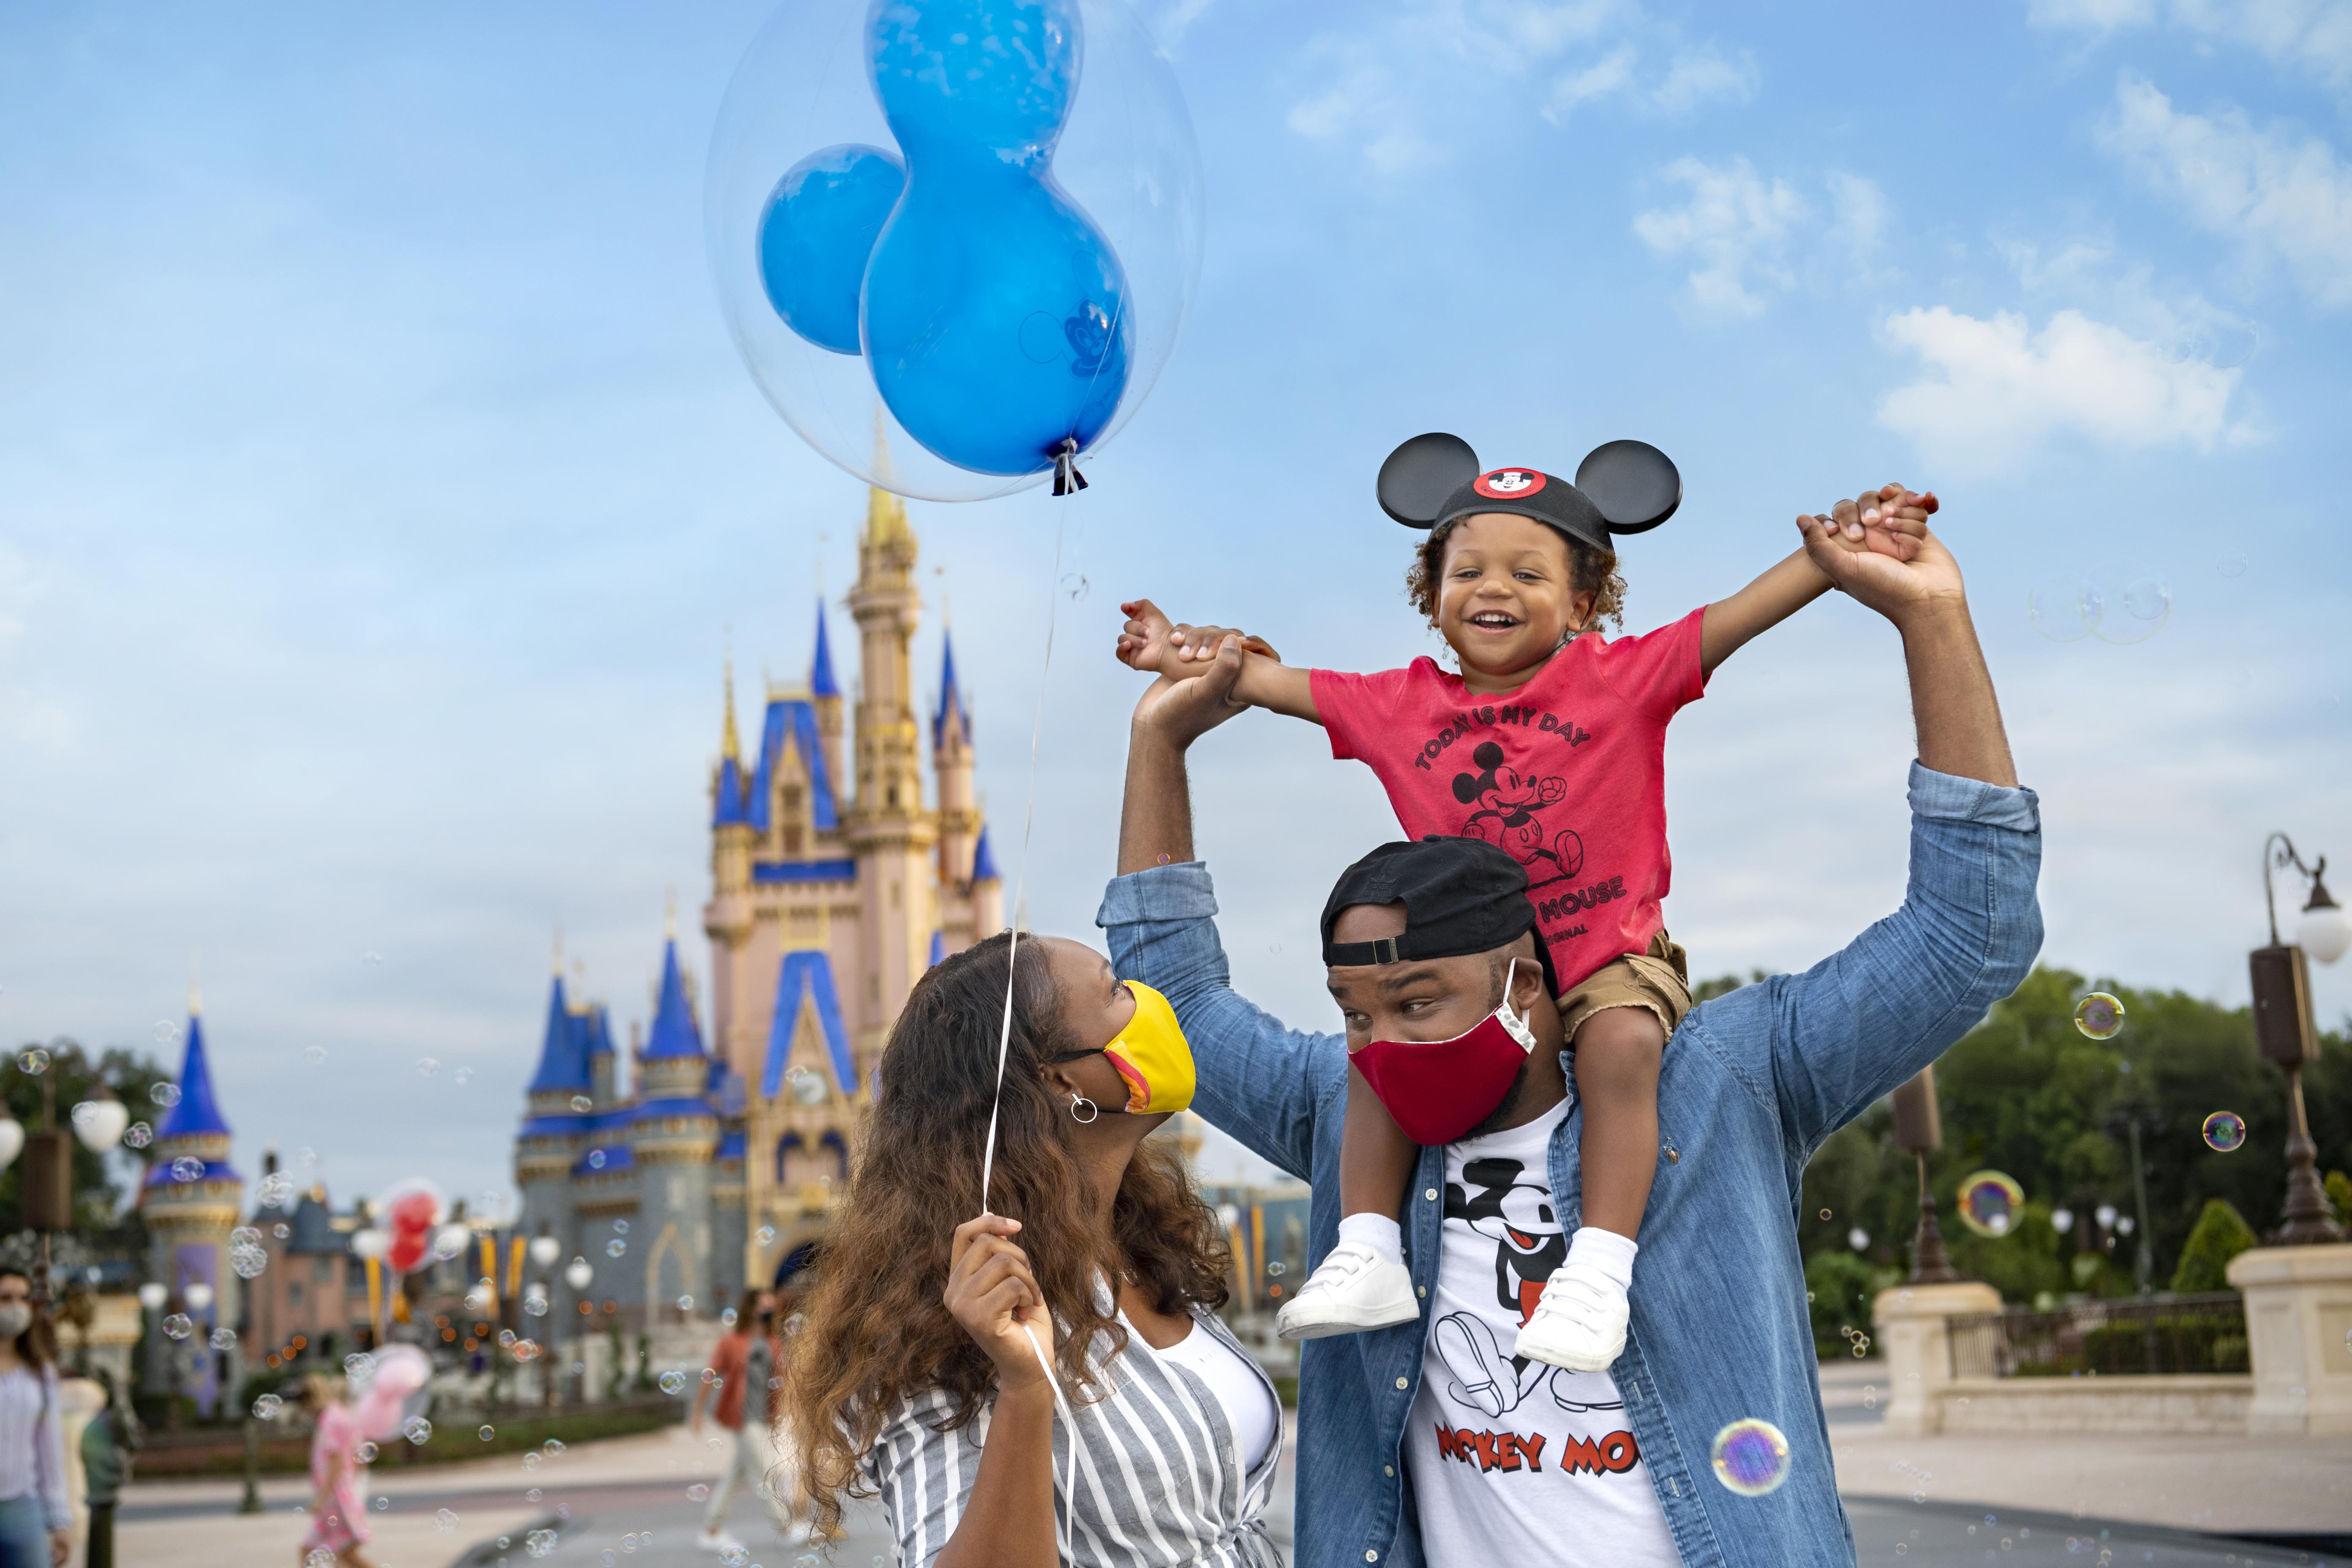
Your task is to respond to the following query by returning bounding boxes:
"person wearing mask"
[0,1270,67,1568]
[691,1288,801,1554]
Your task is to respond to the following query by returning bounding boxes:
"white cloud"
[1632,160,1884,314]
[1874,305,2256,473]
[2096,72,2352,310]
[1287,2,1755,172]
[2028,0,2352,95]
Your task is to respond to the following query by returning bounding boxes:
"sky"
[2,0,2349,1206]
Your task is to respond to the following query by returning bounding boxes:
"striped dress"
[862,1306,1284,1568]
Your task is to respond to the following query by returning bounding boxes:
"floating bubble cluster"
[2028,561,2170,645]
[1710,1418,1791,1496]
[659,1370,688,1395]
[436,1509,459,1532]
[403,1416,433,1445]
[14,1049,47,1075]
[162,1314,191,1340]
[2202,1110,2247,1153]
[689,1484,711,1501]
[209,1326,237,1350]
[1955,1171,2025,1238]
[150,1083,180,1108]
[252,1393,283,1420]
[124,1123,152,1149]
[2074,992,2125,1041]
[170,1157,204,1183]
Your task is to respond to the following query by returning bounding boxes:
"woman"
[0,1269,67,1568]
[788,931,1283,1568]
[296,1373,379,1568]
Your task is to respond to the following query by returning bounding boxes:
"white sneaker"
[697,1528,746,1554]
[1275,1241,1418,1340]
[1512,1261,1628,1371]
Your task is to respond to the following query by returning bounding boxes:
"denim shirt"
[1097,762,2042,1568]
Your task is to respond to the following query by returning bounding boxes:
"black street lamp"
[2250,833,2349,1247]
[1892,1067,1963,1283]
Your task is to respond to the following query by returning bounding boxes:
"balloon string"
[973,494,1074,1562]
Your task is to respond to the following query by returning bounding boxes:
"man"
[1099,495,2042,1567]
[690,1287,802,1554]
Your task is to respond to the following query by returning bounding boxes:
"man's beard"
[1457,1057,1533,1142]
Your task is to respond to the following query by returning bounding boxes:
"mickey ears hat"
[1377,433,1681,553]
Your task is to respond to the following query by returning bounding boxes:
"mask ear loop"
[1497,956,1539,1053]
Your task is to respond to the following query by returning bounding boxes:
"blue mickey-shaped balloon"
[758,144,907,356]
[857,0,1131,477]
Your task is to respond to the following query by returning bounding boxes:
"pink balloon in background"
[351,1344,432,1440]
[377,1179,444,1275]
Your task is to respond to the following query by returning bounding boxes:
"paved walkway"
[116,1367,2349,1567]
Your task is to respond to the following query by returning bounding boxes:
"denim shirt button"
[1424,1188,1437,1200]
[1366,1553,1379,1562]
[1384,1465,1394,1477]
[1416,1286,1426,1298]
[1394,1377,1408,1390]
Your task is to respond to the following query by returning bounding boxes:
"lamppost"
[564,1256,594,1402]
[526,1233,560,1410]
[1891,1067,1961,1283]
[2251,833,2350,1246]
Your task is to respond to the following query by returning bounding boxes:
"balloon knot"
[1052,438,1089,497]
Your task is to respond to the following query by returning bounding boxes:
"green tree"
[2170,1199,2258,1293]
[1803,1250,1882,1358]
[2327,1170,2351,1230]
[0,1038,172,1253]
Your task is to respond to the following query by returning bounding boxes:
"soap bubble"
[308,1550,336,1568]
[2201,1111,2247,1153]
[257,1175,293,1206]
[453,1066,473,1084]
[253,1393,283,1420]
[2218,551,2248,578]
[355,1440,378,1463]
[1062,574,1090,601]
[273,1223,289,1239]
[756,1225,777,1246]
[659,1371,688,1395]
[124,1122,152,1149]
[150,1083,181,1108]
[162,1314,192,1340]
[587,1151,606,1170]
[304,1047,327,1066]
[2027,574,2095,642]
[209,1326,237,1349]
[479,1425,495,1441]
[402,1416,433,1444]
[678,1294,695,1312]
[1710,1418,1791,1496]
[689,1483,711,1501]
[612,1218,629,1234]
[570,1095,593,1113]
[152,1021,179,1045]
[2085,560,2169,645]
[1956,1171,2025,1238]
[606,1239,627,1258]
[14,1050,46,1075]
[170,1157,204,1183]
[231,1246,268,1280]
[527,1530,559,1559]
[416,1058,438,1078]
[1266,1262,1285,1276]
[436,1509,459,1531]
[2074,993,2125,1040]
[542,1438,565,1454]
[703,0,1205,503]
[364,950,383,964]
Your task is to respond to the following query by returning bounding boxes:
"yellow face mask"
[1099,981,1195,1115]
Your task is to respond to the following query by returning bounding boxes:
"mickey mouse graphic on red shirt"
[1451,741,1586,890]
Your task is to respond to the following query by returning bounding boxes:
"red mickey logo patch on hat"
[1474,468,1547,499]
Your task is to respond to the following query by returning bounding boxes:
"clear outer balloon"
[706,0,1203,501]
[377,1178,446,1274]
[353,1345,433,1441]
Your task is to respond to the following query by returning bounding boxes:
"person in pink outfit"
[296,1375,380,1568]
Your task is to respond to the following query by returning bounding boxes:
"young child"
[1116,433,1930,1371]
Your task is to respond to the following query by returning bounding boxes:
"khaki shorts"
[1556,931,1691,1043]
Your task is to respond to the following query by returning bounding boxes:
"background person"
[0,1269,68,1568]
[75,1369,136,1568]
[294,1373,378,1568]
[692,1287,800,1554]
[785,931,1284,1568]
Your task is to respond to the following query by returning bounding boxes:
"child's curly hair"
[1405,517,1627,632]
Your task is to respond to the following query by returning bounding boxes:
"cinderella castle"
[511,481,1002,1322]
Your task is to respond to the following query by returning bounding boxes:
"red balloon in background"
[377,1179,444,1274]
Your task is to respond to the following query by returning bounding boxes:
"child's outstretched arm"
[1116,599,1320,723]
[1700,485,1935,673]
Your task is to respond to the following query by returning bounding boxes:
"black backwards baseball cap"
[1377,432,1682,555]
[1320,837,1560,995]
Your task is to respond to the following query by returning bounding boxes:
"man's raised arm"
[1100,638,1340,1181]
[1719,493,2042,1152]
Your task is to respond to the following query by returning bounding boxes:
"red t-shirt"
[1310,607,1707,993]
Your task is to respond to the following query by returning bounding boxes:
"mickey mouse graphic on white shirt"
[1435,1156,1626,1421]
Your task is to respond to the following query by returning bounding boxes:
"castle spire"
[156,1010,233,1142]
[810,599,839,699]
[933,631,972,751]
[643,932,705,1060]
[720,642,740,762]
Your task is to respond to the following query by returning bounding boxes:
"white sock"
[1337,1212,1405,1267]
[1566,1226,1638,1292]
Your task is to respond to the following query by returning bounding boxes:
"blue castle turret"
[139,996,245,1416]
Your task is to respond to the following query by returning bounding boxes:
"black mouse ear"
[1378,433,1480,528]
[1575,440,1680,535]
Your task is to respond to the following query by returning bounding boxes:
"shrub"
[1805,1250,1881,1358]
[2169,1198,2258,1294]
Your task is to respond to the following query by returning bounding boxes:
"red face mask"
[1350,959,1540,1145]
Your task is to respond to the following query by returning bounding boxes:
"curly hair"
[783,932,1231,1538]
[1405,516,1626,634]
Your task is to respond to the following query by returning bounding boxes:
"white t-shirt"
[1156,1319,1279,1474]
[1405,1098,1677,1567]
